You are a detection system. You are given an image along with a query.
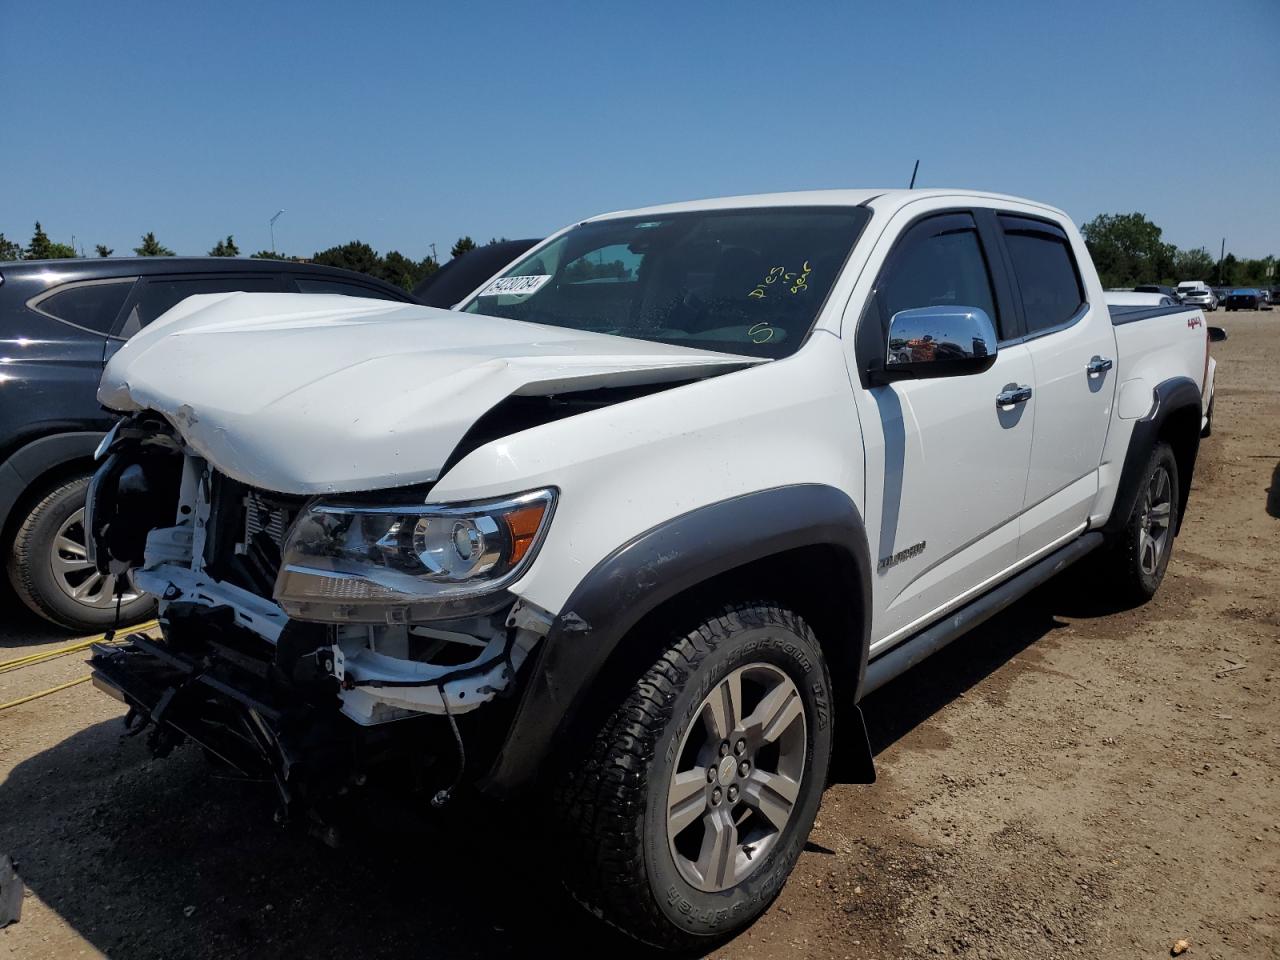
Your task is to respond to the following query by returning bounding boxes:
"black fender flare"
[0,431,105,536]
[1104,376,1201,537]
[479,483,874,794]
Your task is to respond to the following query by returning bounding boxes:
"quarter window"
[31,279,135,333]
[998,216,1085,335]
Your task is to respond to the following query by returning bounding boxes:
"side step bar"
[862,531,1104,696]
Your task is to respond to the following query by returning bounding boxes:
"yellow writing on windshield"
[747,261,812,299]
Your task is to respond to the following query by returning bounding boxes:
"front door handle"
[996,384,1033,407]
[1087,355,1114,375]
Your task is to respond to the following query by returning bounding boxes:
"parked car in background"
[1176,281,1217,311]
[0,257,414,632]
[413,238,541,307]
[1134,284,1180,300]
[1212,286,1232,305]
[1224,288,1263,311]
[1106,291,1178,306]
[1259,289,1272,307]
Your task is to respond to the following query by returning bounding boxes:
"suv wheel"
[7,475,156,632]
[556,603,833,949]
[1098,442,1179,604]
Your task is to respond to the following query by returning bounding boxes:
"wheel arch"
[479,484,875,795]
[1104,377,1200,537]
[0,431,104,549]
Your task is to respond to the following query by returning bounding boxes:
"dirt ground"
[1,311,1276,960]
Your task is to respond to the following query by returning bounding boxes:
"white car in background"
[1177,281,1217,311]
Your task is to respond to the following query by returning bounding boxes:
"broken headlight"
[274,488,556,622]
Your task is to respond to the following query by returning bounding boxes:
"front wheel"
[6,475,156,632]
[556,603,833,949]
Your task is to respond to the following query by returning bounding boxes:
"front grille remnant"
[243,493,292,553]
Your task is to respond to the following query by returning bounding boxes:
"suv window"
[31,279,136,334]
[1000,216,1085,334]
[290,277,403,300]
[117,276,281,338]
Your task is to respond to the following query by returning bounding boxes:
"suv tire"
[1098,442,1179,604]
[556,602,833,949]
[7,475,156,632]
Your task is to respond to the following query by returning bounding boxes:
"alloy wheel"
[48,507,141,609]
[1138,465,1173,577]
[665,663,807,892]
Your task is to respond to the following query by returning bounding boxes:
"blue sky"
[3,0,1277,261]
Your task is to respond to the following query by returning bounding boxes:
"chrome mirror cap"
[883,305,998,379]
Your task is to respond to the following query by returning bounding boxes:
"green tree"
[250,250,287,260]
[1080,213,1175,288]
[313,240,381,276]
[95,244,114,257]
[450,236,476,259]
[134,232,175,256]
[1172,247,1215,281]
[0,233,22,260]
[26,221,76,260]
[208,235,239,257]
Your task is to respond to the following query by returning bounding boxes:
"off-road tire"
[555,602,833,950]
[6,475,156,632]
[1097,442,1179,605]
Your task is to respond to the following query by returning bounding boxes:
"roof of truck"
[586,189,1065,222]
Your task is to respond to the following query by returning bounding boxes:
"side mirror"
[1208,326,1227,343]
[879,306,998,381]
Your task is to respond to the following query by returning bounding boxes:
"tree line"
[1081,213,1276,289]
[0,223,492,292]
[5,214,1276,294]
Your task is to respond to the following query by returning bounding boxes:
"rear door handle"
[1087,355,1113,375]
[996,385,1033,407]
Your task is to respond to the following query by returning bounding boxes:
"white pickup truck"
[86,189,1211,949]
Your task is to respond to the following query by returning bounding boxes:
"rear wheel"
[556,602,833,949]
[6,475,156,632]
[1097,442,1179,604]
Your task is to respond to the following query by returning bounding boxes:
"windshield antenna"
[908,159,920,189]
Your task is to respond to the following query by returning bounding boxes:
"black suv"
[1,257,414,631]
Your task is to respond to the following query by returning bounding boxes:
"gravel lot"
[1,310,1276,959]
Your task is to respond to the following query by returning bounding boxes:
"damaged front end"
[86,414,555,819]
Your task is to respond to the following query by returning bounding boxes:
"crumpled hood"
[100,292,758,494]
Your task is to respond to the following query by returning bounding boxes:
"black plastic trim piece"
[1103,376,1201,537]
[862,531,1104,696]
[479,483,873,794]
[1109,304,1201,325]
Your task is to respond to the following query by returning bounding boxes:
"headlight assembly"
[274,488,556,622]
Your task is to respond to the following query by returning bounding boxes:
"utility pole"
[430,242,438,263]
[1218,237,1225,286]
[270,210,285,254]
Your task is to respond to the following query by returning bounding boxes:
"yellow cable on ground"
[0,619,159,674]
[0,675,91,712]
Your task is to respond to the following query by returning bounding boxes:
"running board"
[861,531,1104,696]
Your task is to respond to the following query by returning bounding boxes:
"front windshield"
[460,206,870,359]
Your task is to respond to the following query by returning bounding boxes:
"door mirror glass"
[1208,326,1227,343]
[883,305,998,379]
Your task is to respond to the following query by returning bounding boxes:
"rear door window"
[116,275,282,338]
[30,278,136,334]
[998,216,1086,335]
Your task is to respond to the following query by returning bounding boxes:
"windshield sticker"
[478,275,552,297]
[748,261,813,299]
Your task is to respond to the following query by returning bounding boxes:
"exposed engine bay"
[85,413,555,819]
